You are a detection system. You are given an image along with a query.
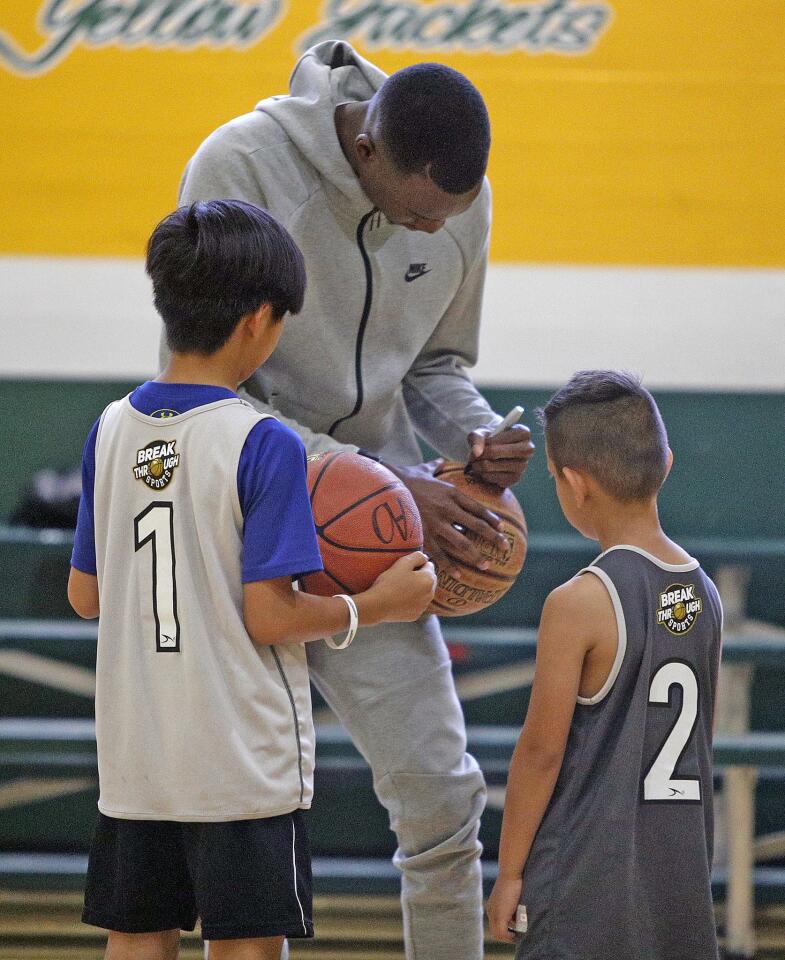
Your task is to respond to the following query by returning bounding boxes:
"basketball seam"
[317,539,416,555]
[469,510,527,537]
[434,467,468,477]
[309,451,340,508]
[303,566,354,595]
[317,481,403,532]
[430,598,461,614]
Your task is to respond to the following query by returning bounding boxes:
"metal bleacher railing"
[1,529,784,959]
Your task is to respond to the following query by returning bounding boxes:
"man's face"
[356,138,482,233]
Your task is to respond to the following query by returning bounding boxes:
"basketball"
[428,461,527,617]
[300,451,424,596]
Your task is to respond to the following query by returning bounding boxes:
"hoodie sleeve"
[402,183,503,461]
[162,122,358,458]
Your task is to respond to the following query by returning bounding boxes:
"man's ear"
[561,465,589,507]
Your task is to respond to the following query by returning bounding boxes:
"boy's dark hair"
[375,63,490,194]
[146,200,306,355]
[538,370,669,501]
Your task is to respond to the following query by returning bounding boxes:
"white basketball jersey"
[92,395,314,821]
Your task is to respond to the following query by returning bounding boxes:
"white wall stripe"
[2,256,783,390]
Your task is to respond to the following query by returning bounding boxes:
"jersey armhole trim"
[576,566,627,706]
[712,581,724,635]
[94,398,127,463]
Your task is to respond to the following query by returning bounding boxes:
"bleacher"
[1,383,785,958]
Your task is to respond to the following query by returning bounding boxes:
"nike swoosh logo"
[405,267,432,282]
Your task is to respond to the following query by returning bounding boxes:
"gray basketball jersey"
[517,545,722,960]
[92,396,314,821]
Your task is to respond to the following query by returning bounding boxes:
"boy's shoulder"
[240,416,307,471]
[541,571,617,649]
[547,571,613,620]
[246,415,304,448]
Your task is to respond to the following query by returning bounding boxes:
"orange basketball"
[300,451,424,596]
[428,461,527,617]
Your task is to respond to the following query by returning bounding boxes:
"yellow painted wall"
[1,1,783,266]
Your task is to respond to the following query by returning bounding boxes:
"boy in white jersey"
[487,371,721,959]
[68,199,436,960]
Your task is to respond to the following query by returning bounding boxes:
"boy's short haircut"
[538,370,669,501]
[147,199,306,355]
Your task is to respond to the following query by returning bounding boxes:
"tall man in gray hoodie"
[178,40,533,959]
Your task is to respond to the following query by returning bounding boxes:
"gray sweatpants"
[307,615,487,960]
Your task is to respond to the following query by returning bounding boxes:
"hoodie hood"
[255,41,386,214]
[179,42,498,464]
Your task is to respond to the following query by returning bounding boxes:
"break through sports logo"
[133,440,180,490]
[656,583,703,636]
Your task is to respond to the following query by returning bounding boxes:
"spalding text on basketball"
[465,529,515,566]
[436,570,505,607]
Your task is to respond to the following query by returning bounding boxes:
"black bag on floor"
[10,467,82,529]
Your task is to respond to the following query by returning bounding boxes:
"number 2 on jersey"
[643,660,701,802]
[134,502,180,652]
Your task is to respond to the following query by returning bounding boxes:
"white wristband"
[325,594,359,650]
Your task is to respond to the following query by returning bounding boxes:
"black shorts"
[82,808,313,941]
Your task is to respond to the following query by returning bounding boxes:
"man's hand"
[467,423,535,488]
[486,875,523,943]
[387,461,509,577]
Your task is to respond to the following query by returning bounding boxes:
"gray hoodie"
[179,40,501,464]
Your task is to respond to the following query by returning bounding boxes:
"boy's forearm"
[244,584,385,647]
[498,741,563,878]
[67,567,100,620]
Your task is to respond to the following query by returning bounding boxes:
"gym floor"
[2,893,785,959]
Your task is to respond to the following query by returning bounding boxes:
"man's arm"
[402,187,500,463]
[401,182,534,484]
[486,575,614,942]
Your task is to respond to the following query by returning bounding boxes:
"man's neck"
[334,100,369,175]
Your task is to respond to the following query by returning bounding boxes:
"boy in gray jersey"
[68,200,435,960]
[487,370,721,960]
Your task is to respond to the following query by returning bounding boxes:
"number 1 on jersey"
[134,502,180,653]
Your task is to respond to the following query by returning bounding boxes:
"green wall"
[2,379,784,628]
[2,380,784,538]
